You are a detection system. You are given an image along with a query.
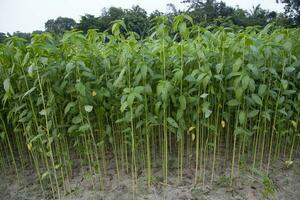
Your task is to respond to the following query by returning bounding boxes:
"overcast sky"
[0,0,285,33]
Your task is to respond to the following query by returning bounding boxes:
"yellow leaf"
[285,160,293,168]
[27,143,32,151]
[92,91,97,97]
[188,126,195,134]
[290,120,297,129]
[221,120,226,128]
[192,133,195,141]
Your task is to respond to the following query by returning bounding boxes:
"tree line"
[1,0,300,42]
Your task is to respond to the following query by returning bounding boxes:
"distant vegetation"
[1,0,300,42]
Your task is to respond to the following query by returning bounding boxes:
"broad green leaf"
[248,110,259,118]
[200,93,208,98]
[39,109,47,116]
[64,102,76,114]
[216,63,223,73]
[167,117,179,128]
[79,124,91,132]
[127,93,136,107]
[28,65,35,77]
[238,111,246,125]
[3,78,10,92]
[75,82,86,96]
[281,79,288,90]
[249,78,256,92]
[113,67,126,87]
[258,84,267,97]
[235,87,243,101]
[233,58,242,72]
[66,62,75,72]
[227,99,240,106]
[72,115,81,124]
[84,105,93,112]
[204,109,212,118]
[242,75,250,90]
[251,94,262,106]
[285,66,295,73]
[179,95,186,110]
[120,102,128,112]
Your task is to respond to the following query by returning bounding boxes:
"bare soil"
[1,155,300,200]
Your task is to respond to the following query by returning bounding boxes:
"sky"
[0,0,285,33]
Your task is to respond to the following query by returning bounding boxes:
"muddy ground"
[1,154,300,200]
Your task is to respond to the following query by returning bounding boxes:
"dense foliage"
[0,16,299,199]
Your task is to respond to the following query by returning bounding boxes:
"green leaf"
[127,93,136,107]
[39,109,47,116]
[204,109,212,118]
[227,99,240,107]
[242,75,250,90]
[157,80,172,102]
[233,58,242,72]
[178,22,187,34]
[66,62,75,72]
[285,66,295,73]
[28,65,35,77]
[0,132,5,140]
[79,123,91,132]
[22,52,30,66]
[68,125,78,133]
[22,87,36,99]
[144,84,152,95]
[120,102,128,112]
[202,101,212,118]
[3,78,10,93]
[238,111,246,125]
[216,63,223,73]
[258,84,267,97]
[155,101,162,114]
[84,105,93,112]
[235,87,243,101]
[248,110,259,118]
[72,115,81,124]
[141,65,147,79]
[167,117,179,128]
[113,67,126,87]
[179,95,186,110]
[173,69,183,82]
[64,102,76,115]
[75,82,86,96]
[281,79,288,90]
[248,78,256,92]
[200,93,208,98]
[251,94,263,106]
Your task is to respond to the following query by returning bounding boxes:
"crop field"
[0,16,300,199]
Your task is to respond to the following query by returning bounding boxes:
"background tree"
[76,14,100,33]
[32,30,44,35]
[8,31,32,41]
[0,32,7,43]
[124,6,149,38]
[45,17,76,34]
[98,7,125,32]
[278,0,300,26]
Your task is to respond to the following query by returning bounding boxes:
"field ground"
[1,152,300,200]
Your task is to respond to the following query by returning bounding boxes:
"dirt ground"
[1,154,300,200]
